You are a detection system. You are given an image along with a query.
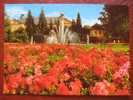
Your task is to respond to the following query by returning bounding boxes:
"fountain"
[87,34,90,44]
[46,14,80,44]
[47,30,58,44]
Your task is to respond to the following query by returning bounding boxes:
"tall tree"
[25,10,36,43]
[76,12,82,34]
[99,5,128,42]
[76,12,83,42]
[38,9,48,35]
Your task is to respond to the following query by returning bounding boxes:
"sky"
[5,4,104,26]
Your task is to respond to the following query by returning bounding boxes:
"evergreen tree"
[76,12,82,33]
[76,12,83,42]
[38,9,48,35]
[25,10,36,42]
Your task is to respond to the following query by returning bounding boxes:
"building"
[9,19,26,32]
[34,14,72,29]
[9,14,72,33]
[89,23,105,43]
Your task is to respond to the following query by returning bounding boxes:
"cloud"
[82,18,101,26]
[47,12,64,17]
[6,6,27,19]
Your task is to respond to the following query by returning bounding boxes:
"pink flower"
[90,80,116,95]
[90,81,109,95]
[113,61,130,84]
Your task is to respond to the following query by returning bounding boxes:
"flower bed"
[3,43,130,95]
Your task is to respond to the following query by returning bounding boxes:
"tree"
[25,10,36,43]
[38,9,48,35]
[14,27,28,43]
[76,12,83,43]
[82,26,90,43]
[4,13,12,42]
[76,12,82,34]
[49,19,53,30]
[71,19,76,32]
[4,13,11,33]
[99,5,128,42]
[20,14,25,23]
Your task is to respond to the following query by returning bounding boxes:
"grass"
[81,43,129,54]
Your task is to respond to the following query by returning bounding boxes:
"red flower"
[39,74,58,89]
[78,53,91,67]
[94,64,106,77]
[25,75,34,85]
[69,79,82,95]
[115,86,129,95]
[56,83,69,95]
[4,43,130,95]
[6,73,24,90]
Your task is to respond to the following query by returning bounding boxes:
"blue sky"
[5,4,104,26]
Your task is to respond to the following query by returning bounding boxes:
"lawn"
[81,43,129,54]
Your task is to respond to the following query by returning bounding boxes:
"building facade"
[89,23,105,43]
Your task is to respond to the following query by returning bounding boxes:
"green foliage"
[41,64,51,74]
[25,66,34,76]
[16,33,29,43]
[25,10,36,42]
[47,54,64,63]
[11,60,19,73]
[38,9,49,35]
[4,13,11,33]
[99,5,128,42]
[4,18,28,43]
[123,74,130,86]
[80,88,88,95]
[79,70,100,87]
[111,44,129,54]
[13,27,28,43]
[75,12,82,35]
[40,85,57,95]
[104,67,113,83]
[48,85,57,95]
